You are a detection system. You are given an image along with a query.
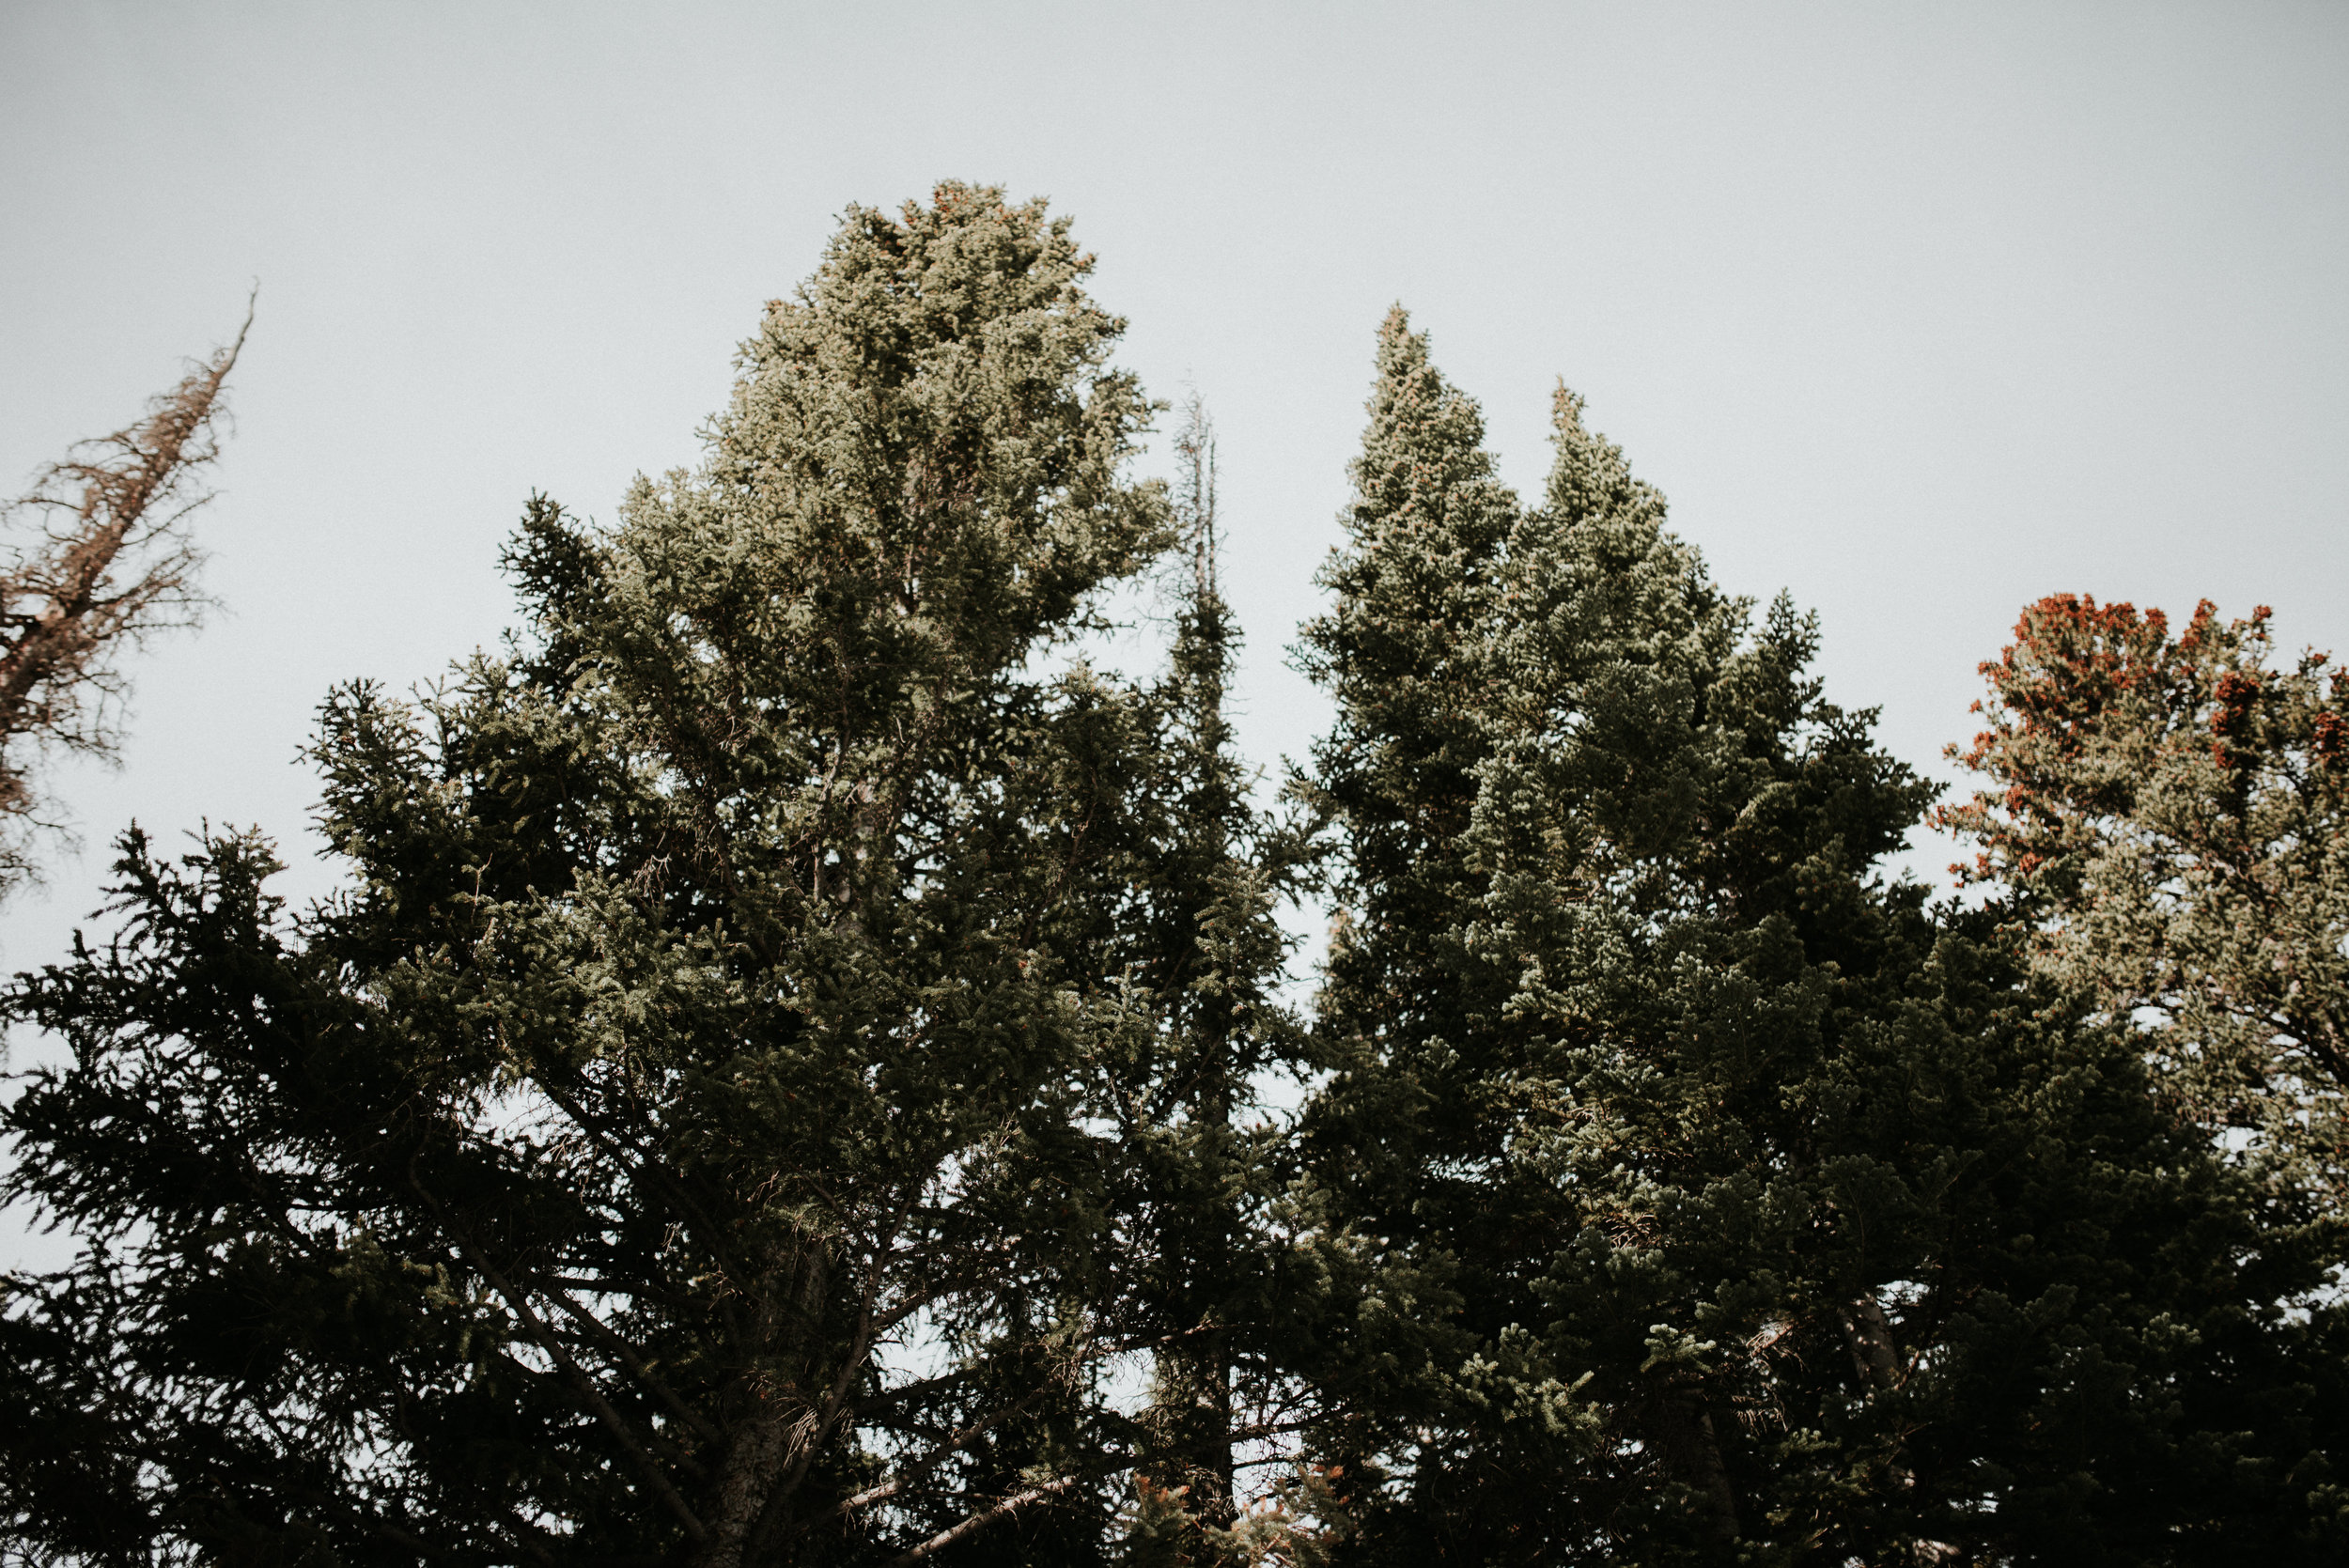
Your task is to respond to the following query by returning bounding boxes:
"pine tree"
[1131,396,1247,1529]
[7,221,2341,1568]
[0,186,1183,1566]
[1938,593,2349,1206]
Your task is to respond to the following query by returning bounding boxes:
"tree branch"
[886,1475,1082,1565]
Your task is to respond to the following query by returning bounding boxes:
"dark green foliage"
[2,211,2341,1568]
[1095,396,1319,1565]
[1290,313,2345,1565]
[1,184,1205,1567]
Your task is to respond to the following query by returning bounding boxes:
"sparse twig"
[0,294,253,891]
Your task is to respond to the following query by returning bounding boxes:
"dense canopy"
[4,186,2341,1568]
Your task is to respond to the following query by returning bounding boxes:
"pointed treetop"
[1344,306,1514,552]
[1537,380,1670,546]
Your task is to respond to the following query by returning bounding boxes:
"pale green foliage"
[1941,596,2349,1203]
[1,184,1186,1567]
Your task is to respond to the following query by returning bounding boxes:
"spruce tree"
[0,185,1182,1566]
[1105,396,1315,1563]
[1288,305,1521,1424]
[5,215,2341,1568]
[0,302,250,897]
[1294,319,2348,1565]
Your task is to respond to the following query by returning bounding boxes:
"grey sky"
[3,0,2345,969]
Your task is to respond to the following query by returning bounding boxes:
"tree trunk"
[1838,1291,1901,1391]
[1650,1390,1739,1547]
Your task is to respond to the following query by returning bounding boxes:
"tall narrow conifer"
[1289,309,1528,1495]
[1106,397,1315,1562]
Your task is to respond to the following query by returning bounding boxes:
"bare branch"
[0,294,254,890]
[885,1474,1082,1565]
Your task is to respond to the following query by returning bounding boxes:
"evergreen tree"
[1295,319,2347,1564]
[0,301,250,897]
[1285,307,1542,1503]
[0,185,1182,1566]
[5,215,2341,1568]
[1108,396,1315,1564]
[1938,593,2349,1206]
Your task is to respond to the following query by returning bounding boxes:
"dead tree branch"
[0,296,252,889]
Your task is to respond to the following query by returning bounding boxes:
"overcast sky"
[3,0,2345,967]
